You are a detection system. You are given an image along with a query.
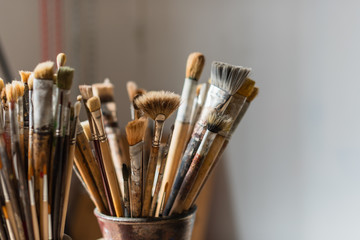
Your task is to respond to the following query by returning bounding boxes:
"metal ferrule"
[33,78,53,131]
[129,141,143,177]
[176,78,197,123]
[226,101,250,140]
[153,114,166,147]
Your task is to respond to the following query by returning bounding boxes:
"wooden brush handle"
[183,136,225,210]
[99,140,124,217]
[74,146,106,213]
[5,202,19,240]
[155,122,189,216]
[40,176,48,240]
[142,145,159,217]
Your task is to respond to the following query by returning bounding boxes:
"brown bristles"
[28,74,34,90]
[247,87,259,102]
[57,66,74,90]
[186,52,205,80]
[86,96,101,112]
[5,83,16,102]
[126,81,138,102]
[0,78,4,93]
[12,81,25,98]
[56,53,67,68]
[237,78,255,97]
[80,121,92,141]
[133,91,181,120]
[125,117,148,145]
[92,78,114,102]
[79,85,93,101]
[207,111,232,133]
[19,71,31,84]
[34,61,54,80]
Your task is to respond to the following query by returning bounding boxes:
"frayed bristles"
[57,66,74,90]
[19,71,31,84]
[28,74,34,90]
[79,85,93,101]
[86,96,101,112]
[5,83,16,102]
[133,91,181,120]
[0,78,4,93]
[210,61,251,95]
[125,117,148,145]
[237,78,255,97]
[12,80,25,98]
[247,87,259,102]
[186,52,205,80]
[93,78,114,102]
[81,121,92,140]
[207,111,232,133]
[126,81,138,102]
[56,53,67,69]
[34,61,54,80]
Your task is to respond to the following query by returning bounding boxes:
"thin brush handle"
[156,122,189,216]
[0,213,6,240]
[99,140,123,217]
[1,177,19,240]
[142,145,159,217]
[40,172,48,240]
[29,177,40,240]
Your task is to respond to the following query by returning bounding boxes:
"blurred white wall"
[1,0,360,239]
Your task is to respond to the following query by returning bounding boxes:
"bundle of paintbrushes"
[74,52,259,220]
[0,53,81,240]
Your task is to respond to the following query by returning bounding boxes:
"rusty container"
[94,207,197,240]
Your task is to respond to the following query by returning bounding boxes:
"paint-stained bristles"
[12,81,24,98]
[5,83,16,102]
[186,52,205,80]
[207,111,232,133]
[237,78,255,97]
[210,61,251,95]
[133,91,181,120]
[247,87,259,102]
[125,117,148,146]
[86,96,101,113]
[19,71,32,84]
[34,61,54,80]
[79,85,93,101]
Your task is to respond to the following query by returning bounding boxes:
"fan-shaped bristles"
[79,85,93,101]
[126,81,138,102]
[125,117,148,145]
[133,91,181,120]
[19,71,31,84]
[92,78,114,102]
[28,74,34,90]
[247,87,259,102]
[0,78,4,93]
[80,121,92,141]
[56,53,67,69]
[34,61,54,80]
[186,52,205,80]
[57,66,74,90]
[237,78,255,97]
[5,83,16,102]
[86,96,101,112]
[210,61,251,95]
[207,111,232,133]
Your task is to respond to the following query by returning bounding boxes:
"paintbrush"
[53,53,66,118]
[6,83,34,239]
[163,61,250,216]
[93,79,129,206]
[59,100,81,238]
[170,112,231,215]
[40,161,48,240]
[2,206,15,240]
[183,86,258,211]
[28,163,40,240]
[157,53,204,216]
[133,91,181,217]
[32,61,54,216]
[150,125,173,217]
[125,117,147,217]
[122,164,130,217]
[20,71,31,170]
[87,96,124,217]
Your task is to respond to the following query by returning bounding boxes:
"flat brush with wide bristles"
[134,91,181,217]
[170,112,232,215]
[184,86,258,211]
[6,83,34,239]
[125,117,147,217]
[157,52,205,216]
[87,96,123,217]
[163,61,250,216]
[32,61,54,216]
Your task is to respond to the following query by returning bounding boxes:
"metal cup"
[94,207,197,240]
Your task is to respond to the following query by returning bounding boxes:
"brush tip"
[19,71,31,84]
[86,96,101,112]
[5,83,15,102]
[92,78,114,102]
[34,61,54,80]
[56,66,74,90]
[207,111,232,133]
[79,85,93,100]
[133,91,181,120]
[28,73,34,90]
[56,53,67,68]
[237,77,255,97]
[0,78,4,92]
[125,117,148,145]
[186,52,205,80]
[13,80,25,98]
[247,87,259,102]
[126,81,138,102]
